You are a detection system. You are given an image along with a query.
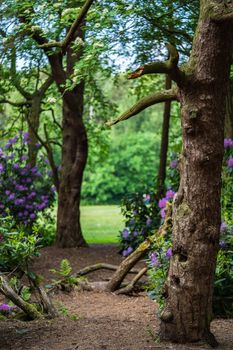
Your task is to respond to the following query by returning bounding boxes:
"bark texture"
[160,5,233,344]
[56,83,88,247]
[157,75,172,196]
[53,26,88,248]
[225,78,233,138]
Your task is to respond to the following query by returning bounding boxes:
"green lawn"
[81,205,124,244]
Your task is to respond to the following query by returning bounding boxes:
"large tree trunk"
[160,7,233,345]
[156,75,172,197]
[27,94,41,167]
[225,78,233,138]
[56,83,88,248]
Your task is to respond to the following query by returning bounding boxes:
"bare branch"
[106,88,178,127]
[128,43,186,86]
[38,75,53,96]
[38,0,94,51]
[25,114,60,191]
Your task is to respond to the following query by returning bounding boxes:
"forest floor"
[0,244,233,350]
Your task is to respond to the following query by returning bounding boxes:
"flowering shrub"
[0,133,55,225]
[146,220,172,309]
[119,189,176,256]
[146,138,233,316]
[119,191,161,256]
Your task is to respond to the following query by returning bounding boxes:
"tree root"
[0,275,43,320]
[74,263,140,277]
[115,267,147,295]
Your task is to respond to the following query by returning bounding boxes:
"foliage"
[146,139,233,316]
[82,131,161,204]
[34,205,56,246]
[0,214,41,273]
[0,133,55,225]
[50,259,81,287]
[119,192,161,255]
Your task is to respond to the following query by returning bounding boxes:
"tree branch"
[0,99,30,107]
[38,0,94,51]
[106,88,178,126]
[128,43,186,86]
[209,2,233,22]
[38,76,53,96]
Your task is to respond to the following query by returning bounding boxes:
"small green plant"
[50,259,86,288]
[0,213,41,273]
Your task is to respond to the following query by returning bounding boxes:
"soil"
[0,245,233,350]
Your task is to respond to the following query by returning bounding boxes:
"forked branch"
[128,44,185,86]
[106,88,178,127]
[38,0,94,51]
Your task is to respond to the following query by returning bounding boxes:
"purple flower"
[5,190,10,195]
[219,240,226,248]
[166,247,172,259]
[21,155,28,161]
[0,304,12,312]
[149,252,160,267]
[122,246,133,257]
[0,163,4,173]
[0,235,4,242]
[8,136,18,145]
[158,198,167,209]
[133,230,139,237]
[160,208,166,219]
[0,148,4,157]
[166,190,175,200]
[146,218,152,226]
[13,163,20,169]
[9,193,15,200]
[224,138,233,148]
[22,132,30,144]
[170,159,178,169]
[220,222,227,232]
[30,213,36,220]
[122,228,130,239]
[129,219,135,226]
[35,143,41,148]
[227,158,233,168]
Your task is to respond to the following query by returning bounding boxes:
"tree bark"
[56,84,88,247]
[27,94,42,167]
[160,5,233,345]
[157,75,172,197]
[225,78,233,138]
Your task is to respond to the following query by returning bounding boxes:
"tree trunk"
[225,78,233,138]
[56,83,88,247]
[157,75,172,197]
[160,8,233,345]
[27,94,42,167]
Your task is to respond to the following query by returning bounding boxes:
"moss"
[175,202,192,220]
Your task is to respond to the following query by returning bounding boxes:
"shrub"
[0,213,41,273]
[146,138,233,317]
[0,133,55,225]
[119,190,175,256]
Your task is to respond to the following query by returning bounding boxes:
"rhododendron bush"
[0,133,55,225]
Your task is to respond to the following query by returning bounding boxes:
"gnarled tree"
[108,0,233,345]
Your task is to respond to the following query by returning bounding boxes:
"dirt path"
[0,245,232,350]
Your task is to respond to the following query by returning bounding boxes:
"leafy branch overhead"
[18,0,94,55]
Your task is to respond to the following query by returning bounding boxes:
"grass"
[80,205,124,244]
